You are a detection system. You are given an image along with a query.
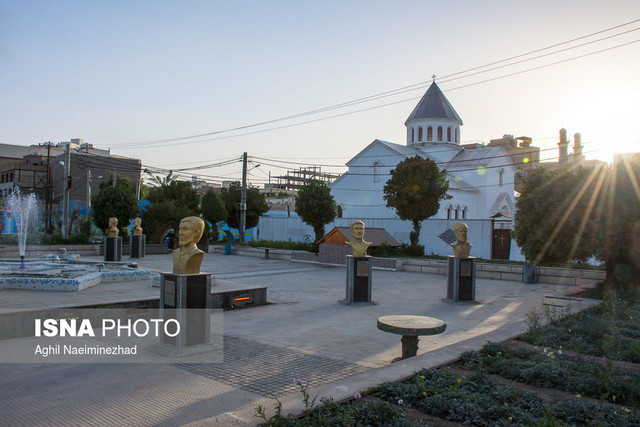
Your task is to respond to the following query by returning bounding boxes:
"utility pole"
[45,142,51,232]
[63,143,71,239]
[239,152,247,243]
[87,170,92,239]
[135,164,142,200]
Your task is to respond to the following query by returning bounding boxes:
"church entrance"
[491,213,512,260]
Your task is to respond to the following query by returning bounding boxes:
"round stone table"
[377,315,447,360]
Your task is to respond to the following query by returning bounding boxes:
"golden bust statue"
[172,216,205,274]
[450,222,472,258]
[347,220,372,257]
[133,218,143,236]
[108,217,119,237]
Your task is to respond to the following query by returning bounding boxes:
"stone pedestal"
[160,273,212,348]
[130,235,146,258]
[377,315,447,360]
[104,236,122,262]
[342,255,373,304]
[446,256,476,302]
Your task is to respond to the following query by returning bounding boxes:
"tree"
[146,170,177,187]
[91,175,139,234]
[201,188,227,240]
[383,156,450,252]
[595,157,640,291]
[513,167,600,266]
[295,179,336,245]
[220,182,269,230]
[141,180,200,243]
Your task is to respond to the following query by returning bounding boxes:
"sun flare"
[565,85,640,163]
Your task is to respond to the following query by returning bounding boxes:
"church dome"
[405,81,462,124]
[405,80,463,146]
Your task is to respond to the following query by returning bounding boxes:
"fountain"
[3,189,38,267]
[0,190,157,291]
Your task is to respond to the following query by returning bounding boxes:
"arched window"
[418,127,423,141]
[447,205,453,219]
[447,127,452,142]
[455,127,459,142]
[499,168,504,187]
[455,206,460,219]
[427,126,433,141]
[373,161,381,183]
[462,207,467,219]
[411,128,415,143]
[336,205,343,218]
[437,127,443,141]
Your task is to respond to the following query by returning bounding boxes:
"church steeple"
[405,79,463,146]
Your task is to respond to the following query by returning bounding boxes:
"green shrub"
[459,342,640,406]
[68,233,89,244]
[249,240,314,252]
[552,398,640,426]
[0,232,95,246]
[519,301,640,362]
[376,369,547,426]
[369,242,397,258]
[256,395,421,426]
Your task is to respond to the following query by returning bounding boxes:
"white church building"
[330,80,516,223]
[257,80,522,260]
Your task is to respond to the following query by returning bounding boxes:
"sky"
[1,1,640,186]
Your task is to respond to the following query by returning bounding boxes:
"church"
[330,80,516,224]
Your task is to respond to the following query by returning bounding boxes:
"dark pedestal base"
[446,256,476,302]
[377,315,447,361]
[104,236,122,262]
[401,335,419,359]
[343,256,373,304]
[131,234,146,258]
[160,273,212,348]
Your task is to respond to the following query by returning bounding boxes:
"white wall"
[406,119,461,146]
[256,216,525,261]
[330,143,401,219]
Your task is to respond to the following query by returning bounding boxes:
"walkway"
[0,252,597,426]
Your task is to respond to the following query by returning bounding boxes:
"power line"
[110,19,640,149]
[151,155,243,168]
[438,18,640,80]
[252,139,602,171]
[438,27,640,85]
[116,36,640,151]
[151,138,607,187]
[331,154,608,198]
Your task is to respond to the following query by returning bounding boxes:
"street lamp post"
[239,155,261,244]
[239,153,247,243]
[86,170,102,239]
[60,144,71,239]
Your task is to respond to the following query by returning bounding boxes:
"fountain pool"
[0,256,157,291]
[0,190,157,291]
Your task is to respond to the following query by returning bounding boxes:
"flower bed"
[459,341,640,406]
[257,297,640,426]
[520,298,640,362]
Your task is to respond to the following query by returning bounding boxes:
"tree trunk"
[313,225,325,253]
[606,254,640,297]
[410,220,421,248]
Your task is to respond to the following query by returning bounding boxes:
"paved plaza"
[0,252,597,426]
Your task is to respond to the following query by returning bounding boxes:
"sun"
[590,131,640,164]
[564,85,640,163]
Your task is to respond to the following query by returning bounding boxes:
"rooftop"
[405,81,463,125]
